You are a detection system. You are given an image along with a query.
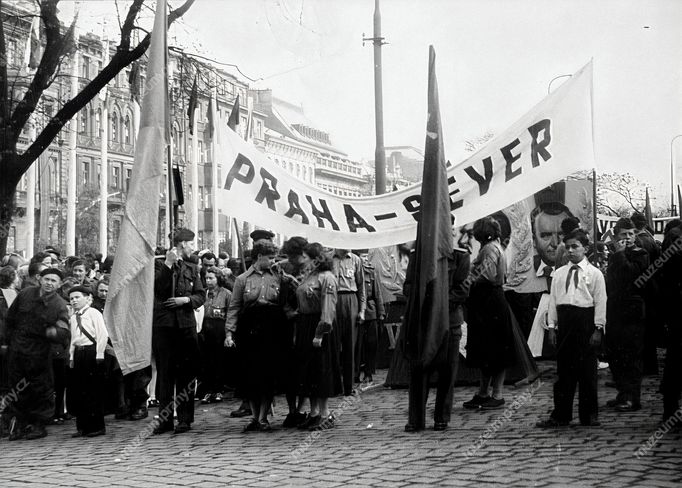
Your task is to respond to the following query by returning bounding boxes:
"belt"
[338,290,357,295]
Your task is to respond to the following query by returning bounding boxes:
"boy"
[69,285,109,437]
[537,229,607,427]
[605,217,649,411]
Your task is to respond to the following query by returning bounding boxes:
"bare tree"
[0,0,195,256]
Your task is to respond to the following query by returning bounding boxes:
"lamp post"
[670,134,682,216]
[547,74,572,94]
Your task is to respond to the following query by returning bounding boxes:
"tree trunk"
[0,173,19,258]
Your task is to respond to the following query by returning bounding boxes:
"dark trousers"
[356,319,378,377]
[336,293,359,394]
[662,323,682,419]
[607,301,645,405]
[53,358,68,418]
[551,305,598,424]
[152,327,199,427]
[71,345,105,434]
[407,330,460,428]
[7,350,54,426]
[199,320,226,395]
[123,366,151,412]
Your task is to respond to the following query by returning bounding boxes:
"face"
[217,258,227,269]
[41,256,52,267]
[301,252,312,268]
[69,291,89,311]
[177,240,194,259]
[256,253,276,270]
[40,274,62,295]
[97,283,108,299]
[564,238,586,264]
[202,258,216,268]
[72,265,86,283]
[205,272,218,289]
[615,228,636,247]
[533,211,569,266]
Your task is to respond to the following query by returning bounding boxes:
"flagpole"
[99,36,110,256]
[165,12,173,249]
[211,81,219,256]
[66,35,79,257]
[592,168,598,260]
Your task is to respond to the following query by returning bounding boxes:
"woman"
[224,240,286,432]
[91,275,109,313]
[0,266,20,398]
[294,242,342,430]
[463,216,515,410]
[199,267,231,404]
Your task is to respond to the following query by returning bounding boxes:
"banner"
[217,61,594,248]
[597,214,673,240]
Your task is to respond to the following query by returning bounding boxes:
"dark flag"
[227,94,240,131]
[186,74,198,134]
[128,62,141,103]
[28,17,41,69]
[644,187,654,230]
[400,45,453,367]
[677,185,681,217]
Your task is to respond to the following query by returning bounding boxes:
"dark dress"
[294,270,342,398]
[465,241,515,374]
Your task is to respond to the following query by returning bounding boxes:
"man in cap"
[1,268,70,440]
[250,229,275,243]
[152,228,205,435]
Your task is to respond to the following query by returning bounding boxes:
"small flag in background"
[29,16,41,69]
[128,62,140,103]
[207,92,216,140]
[227,94,240,131]
[644,187,654,231]
[677,185,681,218]
[187,73,198,134]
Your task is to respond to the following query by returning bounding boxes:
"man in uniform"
[152,228,205,434]
[332,248,366,396]
[1,268,70,440]
[354,250,385,385]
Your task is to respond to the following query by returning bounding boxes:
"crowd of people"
[0,210,680,440]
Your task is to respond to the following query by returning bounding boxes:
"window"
[81,56,89,79]
[111,114,118,142]
[124,115,131,144]
[82,159,91,186]
[96,108,102,136]
[6,39,17,67]
[125,168,132,192]
[79,110,87,134]
[255,120,263,139]
[198,186,204,210]
[198,141,204,162]
[112,165,120,189]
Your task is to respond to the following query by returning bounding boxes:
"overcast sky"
[64,0,682,208]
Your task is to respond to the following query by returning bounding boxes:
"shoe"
[201,393,213,405]
[114,410,129,420]
[298,415,320,430]
[129,407,148,421]
[61,413,73,421]
[71,431,84,438]
[52,417,64,425]
[580,419,601,427]
[282,412,307,428]
[598,361,609,370]
[213,393,223,403]
[24,424,48,440]
[148,399,160,408]
[481,397,505,410]
[243,418,260,432]
[313,414,335,431]
[230,407,252,418]
[606,398,623,408]
[433,422,448,431]
[8,418,23,441]
[152,422,174,435]
[463,394,489,409]
[86,428,106,437]
[258,420,273,432]
[404,423,424,432]
[174,422,191,434]
[536,418,570,428]
[614,401,641,412]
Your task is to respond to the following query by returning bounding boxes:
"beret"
[69,285,93,296]
[40,267,64,280]
[250,229,275,241]
[169,227,195,244]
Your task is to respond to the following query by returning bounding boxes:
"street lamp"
[547,74,572,94]
[670,134,682,216]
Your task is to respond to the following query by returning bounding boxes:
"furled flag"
[227,94,240,131]
[207,92,216,140]
[187,73,198,135]
[678,185,682,218]
[399,46,453,367]
[24,15,41,70]
[644,187,654,231]
[104,0,168,375]
[128,62,141,103]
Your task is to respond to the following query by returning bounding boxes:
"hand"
[589,329,603,348]
[613,239,627,252]
[378,314,386,322]
[224,334,235,348]
[45,326,58,341]
[69,360,74,369]
[358,310,365,323]
[164,297,187,308]
[312,337,322,348]
[96,358,104,365]
[547,328,557,348]
[165,248,179,268]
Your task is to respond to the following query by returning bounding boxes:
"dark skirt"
[294,314,342,398]
[465,282,515,373]
[238,306,286,398]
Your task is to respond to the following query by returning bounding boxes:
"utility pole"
[363,0,387,195]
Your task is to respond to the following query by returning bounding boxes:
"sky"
[61,0,682,210]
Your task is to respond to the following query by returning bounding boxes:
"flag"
[186,74,198,134]
[104,0,167,375]
[227,94,240,131]
[207,92,216,140]
[29,16,40,69]
[60,16,78,57]
[644,187,654,230]
[128,62,140,103]
[678,185,682,217]
[399,46,452,366]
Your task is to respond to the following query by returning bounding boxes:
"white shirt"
[69,306,109,360]
[547,258,607,330]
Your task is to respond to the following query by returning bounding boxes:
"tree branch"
[15,0,196,175]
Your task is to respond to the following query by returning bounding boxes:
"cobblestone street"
[1,363,680,487]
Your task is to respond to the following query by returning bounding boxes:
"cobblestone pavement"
[1,361,680,488]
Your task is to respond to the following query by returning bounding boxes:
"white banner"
[217,62,594,248]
